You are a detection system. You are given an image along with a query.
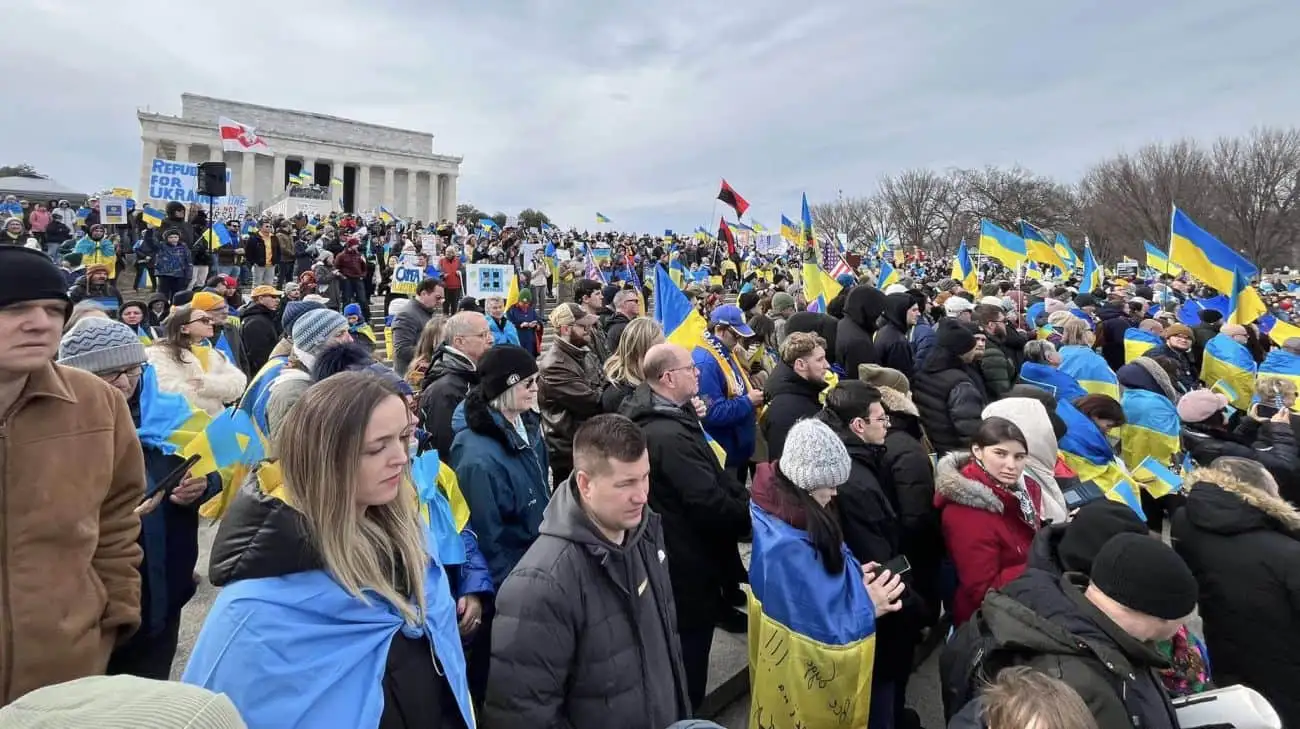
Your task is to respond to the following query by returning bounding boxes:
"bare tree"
[1207,127,1300,270]
[810,197,873,248]
[880,169,956,253]
[0,164,46,179]
[958,165,1074,232]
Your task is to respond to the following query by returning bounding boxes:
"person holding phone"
[1179,388,1299,497]
[57,317,220,680]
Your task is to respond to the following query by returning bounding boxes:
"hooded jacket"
[979,329,1018,399]
[1171,468,1300,728]
[1096,304,1133,371]
[877,385,943,616]
[485,478,690,729]
[836,286,887,377]
[416,348,479,459]
[619,384,750,630]
[934,453,1044,626]
[448,389,550,587]
[760,360,826,460]
[982,399,1071,524]
[912,346,987,455]
[872,292,916,379]
[236,301,281,376]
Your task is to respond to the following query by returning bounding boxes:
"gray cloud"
[2,0,1298,232]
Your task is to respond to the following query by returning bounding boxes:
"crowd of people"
[0,195,1297,729]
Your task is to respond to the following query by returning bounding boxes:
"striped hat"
[57,318,146,375]
[292,308,348,355]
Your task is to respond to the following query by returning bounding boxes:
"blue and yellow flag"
[979,220,1027,269]
[140,204,165,228]
[1057,400,1146,519]
[288,173,302,186]
[1123,328,1164,364]
[1259,346,1300,395]
[1201,333,1257,410]
[378,206,398,224]
[1229,267,1268,327]
[411,450,471,566]
[202,222,235,251]
[748,502,876,729]
[653,264,708,349]
[237,356,289,441]
[75,206,92,225]
[186,407,267,519]
[780,215,800,246]
[1257,314,1300,348]
[951,238,978,293]
[595,212,610,224]
[1119,389,1182,495]
[1058,345,1119,399]
[1169,206,1257,293]
[1144,241,1181,276]
[1054,233,1079,271]
[1080,243,1103,295]
[668,256,689,288]
[1017,361,1088,404]
[136,363,210,456]
[801,193,815,250]
[1021,221,1067,272]
[877,261,899,289]
[1133,456,1183,499]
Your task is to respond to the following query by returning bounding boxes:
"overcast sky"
[4,0,1298,231]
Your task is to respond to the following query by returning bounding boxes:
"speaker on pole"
[197,162,228,197]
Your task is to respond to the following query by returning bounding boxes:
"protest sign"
[466,264,512,300]
[99,196,128,225]
[420,234,439,256]
[146,158,246,219]
[390,254,425,296]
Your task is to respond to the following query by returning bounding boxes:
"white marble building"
[138,93,461,220]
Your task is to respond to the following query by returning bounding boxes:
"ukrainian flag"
[1058,345,1119,399]
[505,269,521,309]
[951,239,977,293]
[1124,328,1164,363]
[780,215,800,246]
[1021,221,1067,273]
[378,206,398,224]
[728,220,754,233]
[75,206,92,224]
[979,220,1027,269]
[693,226,712,241]
[140,204,165,228]
[288,174,302,186]
[1057,400,1146,520]
[239,219,258,237]
[1200,333,1257,410]
[1119,389,1182,495]
[669,256,690,288]
[653,264,707,349]
[1169,206,1257,294]
[478,217,499,230]
[748,501,876,729]
[1144,241,1181,275]
[411,450,471,566]
[750,220,767,233]
[299,170,313,182]
[1259,346,1300,393]
[1017,361,1088,404]
[801,193,815,249]
[1258,314,1300,348]
[1229,267,1268,327]
[188,407,268,519]
[237,355,289,441]
[1080,244,1103,295]
[202,222,235,251]
[596,212,610,224]
[877,261,900,289]
[136,364,210,456]
[1055,233,1079,270]
[1133,456,1184,499]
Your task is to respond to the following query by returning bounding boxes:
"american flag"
[584,252,607,283]
[822,237,852,279]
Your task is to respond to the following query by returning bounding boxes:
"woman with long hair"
[748,418,904,729]
[601,318,665,412]
[1056,318,1119,400]
[146,305,247,415]
[404,315,447,391]
[183,373,475,728]
[935,417,1043,626]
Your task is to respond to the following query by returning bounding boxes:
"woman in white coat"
[147,305,247,415]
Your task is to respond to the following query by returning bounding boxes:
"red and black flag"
[717,216,737,257]
[716,179,749,219]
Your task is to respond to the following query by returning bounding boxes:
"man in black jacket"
[487,415,690,729]
[603,288,641,353]
[762,331,829,460]
[621,343,751,710]
[913,320,987,455]
[873,292,918,380]
[418,311,490,456]
[836,285,887,377]
[237,285,282,375]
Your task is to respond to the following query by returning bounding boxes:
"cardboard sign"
[466,263,512,300]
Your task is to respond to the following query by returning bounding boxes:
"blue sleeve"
[505,322,520,347]
[456,529,495,598]
[694,352,753,428]
[912,326,935,372]
[453,452,512,587]
[199,472,223,504]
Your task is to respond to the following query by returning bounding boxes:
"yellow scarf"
[702,333,755,399]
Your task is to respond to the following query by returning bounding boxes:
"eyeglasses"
[188,316,213,325]
[864,415,891,425]
[98,365,143,383]
[665,364,699,376]
[519,375,539,388]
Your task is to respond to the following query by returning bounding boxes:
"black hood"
[238,301,276,319]
[165,201,187,220]
[844,286,887,330]
[763,361,825,401]
[1096,303,1127,322]
[785,311,839,363]
[208,471,322,586]
[620,382,700,431]
[1181,467,1300,538]
[880,292,914,330]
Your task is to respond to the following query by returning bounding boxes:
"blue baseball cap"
[709,304,754,337]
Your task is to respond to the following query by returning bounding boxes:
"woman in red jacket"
[934,416,1043,626]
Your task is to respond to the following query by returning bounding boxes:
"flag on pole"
[218,116,273,155]
[716,179,750,218]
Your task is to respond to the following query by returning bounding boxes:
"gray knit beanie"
[292,308,348,355]
[57,317,147,375]
[778,419,851,492]
[0,675,247,728]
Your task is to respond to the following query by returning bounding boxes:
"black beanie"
[1199,309,1223,324]
[738,292,760,313]
[1074,293,1098,309]
[936,319,976,356]
[1058,501,1149,575]
[1089,533,1197,620]
[477,345,539,402]
[0,247,70,314]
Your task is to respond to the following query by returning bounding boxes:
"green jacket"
[979,335,1016,399]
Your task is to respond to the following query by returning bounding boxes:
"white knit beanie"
[778,419,851,492]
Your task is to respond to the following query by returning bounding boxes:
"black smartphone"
[881,555,912,576]
[1063,482,1106,510]
[140,454,201,507]
[1256,404,1281,419]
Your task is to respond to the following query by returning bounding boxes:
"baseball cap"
[550,302,598,328]
[944,297,975,317]
[709,304,755,337]
[250,285,282,298]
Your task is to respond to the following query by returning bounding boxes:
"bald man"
[1221,323,1250,344]
[1139,318,1164,336]
[618,342,750,709]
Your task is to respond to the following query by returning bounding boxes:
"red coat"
[934,453,1043,626]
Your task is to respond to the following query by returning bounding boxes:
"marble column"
[382,167,395,210]
[175,142,190,164]
[208,145,224,163]
[405,170,418,220]
[272,154,286,196]
[140,137,159,203]
[357,164,371,212]
[241,152,257,199]
[443,175,458,222]
[302,158,317,185]
[430,174,443,224]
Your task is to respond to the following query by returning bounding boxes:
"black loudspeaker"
[197,162,227,197]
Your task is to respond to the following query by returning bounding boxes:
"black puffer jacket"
[761,360,826,460]
[416,345,479,456]
[1147,343,1198,393]
[836,286,887,377]
[486,478,690,729]
[1171,468,1300,729]
[912,347,987,455]
[237,302,281,375]
[620,384,750,630]
[1182,417,1298,496]
[872,292,915,379]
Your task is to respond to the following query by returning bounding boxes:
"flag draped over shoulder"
[1123,328,1164,364]
[411,450,470,566]
[1057,345,1119,400]
[653,264,707,349]
[1017,361,1087,404]
[1259,347,1300,395]
[1119,389,1182,496]
[1057,401,1146,519]
[136,363,210,455]
[1200,333,1257,410]
[187,407,268,519]
[748,502,875,729]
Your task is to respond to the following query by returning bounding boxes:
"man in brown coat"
[538,303,605,488]
[0,247,146,705]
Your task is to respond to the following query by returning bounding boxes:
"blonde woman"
[601,318,665,413]
[147,305,247,415]
[948,667,1098,729]
[183,373,475,728]
[404,315,447,391]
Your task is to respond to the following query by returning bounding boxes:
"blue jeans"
[215,265,240,280]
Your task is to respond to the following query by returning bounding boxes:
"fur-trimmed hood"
[1118,356,1179,402]
[877,385,918,417]
[1183,467,1300,536]
[934,452,1006,514]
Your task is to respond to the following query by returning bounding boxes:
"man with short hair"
[574,279,610,363]
[419,311,492,456]
[762,331,830,459]
[604,288,641,352]
[238,285,283,375]
[391,277,444,376]
[974,303,1016,399]
[769,291,796,345]
[487,414,690,729]
[620,344,751,708]
[693,304,764,478]
[0,247,146,704]
[539,303,606,487]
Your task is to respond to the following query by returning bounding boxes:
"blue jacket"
[487,314,520,347]
[691,334,756,467]
[152,238,192,280]
[449,390,550,587]
[910,317,937,372]
[506,304,541,354]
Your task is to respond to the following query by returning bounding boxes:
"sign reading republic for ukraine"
[146,158,246,215]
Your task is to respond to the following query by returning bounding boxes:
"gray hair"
[443,311,486,345]
[1209,456,1280,497]
[613,289,639,308]
[1023,340,1057,364]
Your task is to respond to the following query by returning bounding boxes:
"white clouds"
[3,0,1299,232]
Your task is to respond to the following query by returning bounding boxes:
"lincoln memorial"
[138,93,461,220]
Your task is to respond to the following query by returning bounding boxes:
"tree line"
[810,127,1300,271]
[456,203,552,231]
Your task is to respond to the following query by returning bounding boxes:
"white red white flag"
[218,116,273,155]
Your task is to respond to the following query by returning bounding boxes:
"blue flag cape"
[1017,361,1088,404]
[1058,345,1119,399]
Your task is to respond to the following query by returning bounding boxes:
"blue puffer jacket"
[692,334,756,468]
[152,239,193,280]
[448,389,550,587]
